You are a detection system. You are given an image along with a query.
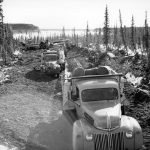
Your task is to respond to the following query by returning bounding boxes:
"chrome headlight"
[85,133,93,141]
[126,131,133,138]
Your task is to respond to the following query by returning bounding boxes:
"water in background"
[13,29,90,39]
[13,29,97,39]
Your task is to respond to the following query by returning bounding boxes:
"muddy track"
[0,50,63,149]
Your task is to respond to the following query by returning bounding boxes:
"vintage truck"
[61,66,143,150]
[40,51,61,77]
[48,45,66,70]
[57,46,66,71]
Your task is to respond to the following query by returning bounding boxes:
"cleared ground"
[0,50,63,149]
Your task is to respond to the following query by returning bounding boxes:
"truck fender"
[129,116,143,149]
[72,120,84,150]
[121,115,143,149]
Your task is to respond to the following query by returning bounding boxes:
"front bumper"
[41,65,61,74]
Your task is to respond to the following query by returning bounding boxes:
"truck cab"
[72,77,121,128]
[40,51,61,77]
[48,45,66,71]
[62,66,143,150]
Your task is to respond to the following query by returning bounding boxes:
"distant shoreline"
[12,28,94,33]
[13,29,88,32]
[13,27,147,33]
[40,29,87,31]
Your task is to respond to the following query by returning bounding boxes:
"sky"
[2,0,150,29]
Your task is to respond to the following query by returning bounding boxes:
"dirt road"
[0,50,71,149]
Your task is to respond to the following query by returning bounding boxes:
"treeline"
[68,7,150,53]
[14,6,150,58]
[9,24,39,32]
[0,23,15,65]
[0,1,16,65]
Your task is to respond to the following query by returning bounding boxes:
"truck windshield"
[43,54,57,62]
[81,88,118,102]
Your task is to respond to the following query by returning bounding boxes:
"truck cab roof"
[43,50,58,55]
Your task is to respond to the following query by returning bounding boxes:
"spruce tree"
[73,27,76,45]
[145,12,149,53]
[4,24,14,59]
[96,28,101,51]
[144,11,150,70]
[103,5,110,50]
[119,10,127,52]
[62,26,66,39]
[131,15,136,52]
[76,34,78,47]
[137,36,141,49]
[0,1,6,63]
[85,22,89,47]
[113,25,118,47]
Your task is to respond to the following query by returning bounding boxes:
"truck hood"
[82,102,121,130]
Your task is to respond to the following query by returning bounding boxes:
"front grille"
[93,132,125,150]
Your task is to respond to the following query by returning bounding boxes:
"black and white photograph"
[0,0,149,149]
